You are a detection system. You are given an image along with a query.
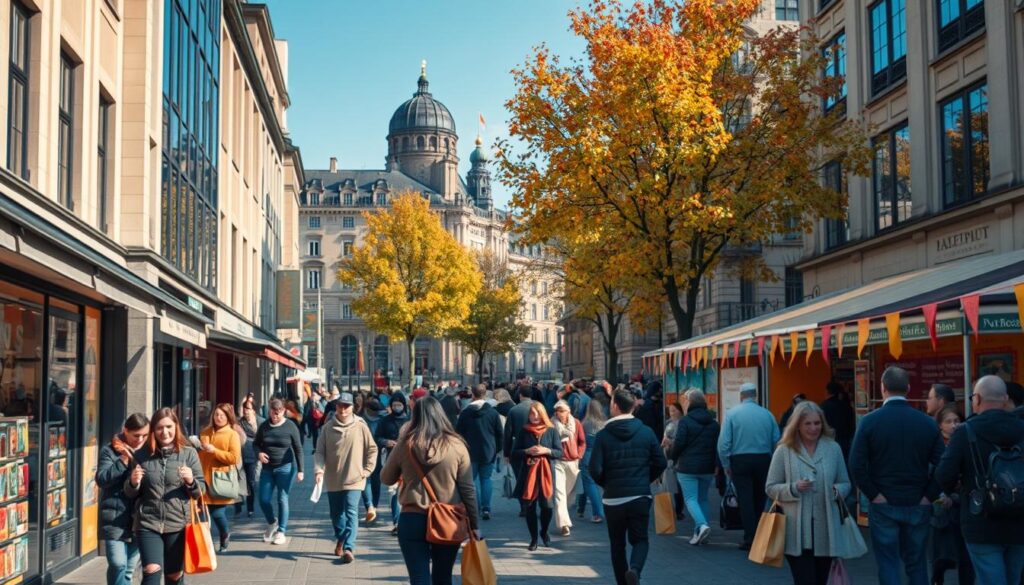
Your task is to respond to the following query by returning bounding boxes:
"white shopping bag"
[310,478,323,503]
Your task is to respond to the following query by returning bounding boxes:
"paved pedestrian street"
[56,453,952,585]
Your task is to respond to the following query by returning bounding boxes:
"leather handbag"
[407,444,469,545]
[209,468,240,500]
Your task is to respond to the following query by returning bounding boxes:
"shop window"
[7,1,30,180]
[874,123,912,231]
[869,0,907,95]
[937,0,984,53]
[941,82,988,208]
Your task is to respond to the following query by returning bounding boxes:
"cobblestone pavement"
[59,452,949,584]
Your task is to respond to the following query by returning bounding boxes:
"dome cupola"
[388,61,457,135]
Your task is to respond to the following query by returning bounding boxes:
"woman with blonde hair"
[198,403,242,552]
[511,401,563,550]
[765,401,855,585]
[552,400,586,537]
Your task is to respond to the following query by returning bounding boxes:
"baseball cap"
[338,392,354,405]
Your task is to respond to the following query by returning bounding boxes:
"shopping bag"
[827,558,852,585]
[310,478,323,503]
[747,501,785,568]
[184,498,218,574]
[720,481,743,530]
[209,468,240,500]
[835,496,868,559]
[461,530,497,585]
[653,490,676,535]
[502,472,515,499]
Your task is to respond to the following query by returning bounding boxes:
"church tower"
[466,135,492,210]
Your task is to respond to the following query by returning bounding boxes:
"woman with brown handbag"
[381,396,480,585]
[198,403,241,552]
[511,401,563,551]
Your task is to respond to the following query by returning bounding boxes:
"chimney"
[329,157,337,173]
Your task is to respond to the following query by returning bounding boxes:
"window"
[376,193,386,206]
[308,216,321,228]
[869,0,907,95]
[531,281,537,295]
[7,1,30,179]
[58,53,75,209]
[373,335,389,373]
[542,281,548,295]
[785,267,804,307]
[531,304,537,320]
[340,335,357,375]
[544,330,550,345]
[307,240,321,257]
[823,161,849,249]
[342,216,354,229]
[543,306,549,320]
[937,0,984,53]
[776,0,799,20]
[941,82,989,207]
[343,192,353,205]
[343,241,353,256]
[342,304,352,320]
[874,123,912,230]
[306,269,321,290]
[97,96,111,232]
[822,32,846,112]
[309,192,320,206]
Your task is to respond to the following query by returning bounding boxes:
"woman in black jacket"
[511,401,563,551]
[670,389,720,546]
[96,413,150,585]
[375,392,410,535]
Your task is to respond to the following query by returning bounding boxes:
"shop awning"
[208,330,306,370]
[644,249,1024,361]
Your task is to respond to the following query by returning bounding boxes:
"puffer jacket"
[96,436,136,541]
[124,446,205,534]
[589,415,666,499]
[670,406,721,475]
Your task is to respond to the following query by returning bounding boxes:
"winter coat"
[588,415,666,499]
[502,399,533,459]
[239,416,263,465]
[765,439,854,558]
[455,402,504,465]
[124,446,205,534]
[197,425,241,506]
[314,414,378,492]
[96,436,136,541]
[381,439,480,530]
[670,406,720,475]
[510,425,563,503]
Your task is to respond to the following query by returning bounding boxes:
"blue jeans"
[104,539,139,585]
[966,542,1024,585]
[258,463,295,533]
[362,463,382,510]
[208,504,230,540]
[577,462,604,519]
[390,491,401,526]
[677,473,713,531]
[328,490,362,552]
[868,502,931,585]
[397,511,460,585]
[472,462,495,513]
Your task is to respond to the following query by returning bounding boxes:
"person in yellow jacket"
[199,403,242,553]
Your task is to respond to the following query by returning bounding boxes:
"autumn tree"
[448,250,531,382]
[500,0,872,340]
[339,192,481,387]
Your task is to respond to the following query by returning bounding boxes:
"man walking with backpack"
[937,375,1024,585]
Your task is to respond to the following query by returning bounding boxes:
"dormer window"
[376,193,387,206]
[309,192,320,206]
[343,192,353,206]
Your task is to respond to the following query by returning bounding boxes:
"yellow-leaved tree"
[338,192,481,387]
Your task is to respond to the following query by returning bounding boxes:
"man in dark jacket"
[503,385,534,459]
[589,390,667,585]
[936,375,1024,585]
[850,366,944,585]
[821,381,856,458]
[636,382,664,441]
[456,384,504,520]
[670,389,720,545]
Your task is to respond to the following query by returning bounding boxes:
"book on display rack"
[0,417,31,585]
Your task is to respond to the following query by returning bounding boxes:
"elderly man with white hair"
[716,382,780,550]
[937,375,1024,585]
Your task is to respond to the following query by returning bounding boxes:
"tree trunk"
[602,308,621,383]
[477,350,486,383]
[664,276,695,341]
[406,334,417,390]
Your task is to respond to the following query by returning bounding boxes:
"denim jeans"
[104,539,139,585]
[258,462,295,533]
[677,472,713,531]
[472,461,495,513]
[327,490,362,552]
[136,528,185,585]
[868,502,931,585]
[965,542,1024,585]
[362,463,382,511]
[208,504,230,540]
[397,511,460,585]
[577,462,605,519]
[390,490,401,526]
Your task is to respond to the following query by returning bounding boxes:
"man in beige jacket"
[314,392,378,563]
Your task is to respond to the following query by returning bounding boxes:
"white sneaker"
[696,524,711,545]
[688,532,701,545]
[271,531,287,545]
[263,521,278,543]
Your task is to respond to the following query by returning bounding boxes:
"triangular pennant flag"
[788,331,799,367]
[733,340,741,368]
[1015,284,1024,333]
[922,303,939,351]
[805,329,815,366]
[719,344,728,369]
[757,336,766,366]
[821,324,832,365]
[769,335,780,366]
[857,319,870,358]
[744,338,753,366]
[961,294,980,340]
[836,323,846,358]
[885,313,903,359]
[682,350,689,372]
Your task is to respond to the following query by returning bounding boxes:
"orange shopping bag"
[461,529,497,585]
[185,497,218,574]
[654,490,676,535]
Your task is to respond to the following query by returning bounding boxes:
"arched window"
[402,136,410,150]
[416,136,425,150]
[340,335,358,376]
[429,136,437,150]
[444,138,450,152]
[414,338,431,375]
[373,335,389,373]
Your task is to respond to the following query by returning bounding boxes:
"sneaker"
[218,533,230,553]
[482,509,491,521]
[342,550,355,564]
[365,507,377,523]
[271,531,287,545]
[262,521,278,543]
[390,525,399,536]
[695,524,711,545]
[625,568,641,585]
[560,526,571,537]
[591,516,603,524]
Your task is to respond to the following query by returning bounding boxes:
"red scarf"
[522,423,553,501]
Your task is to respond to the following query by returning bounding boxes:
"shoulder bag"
[407,444,469,545]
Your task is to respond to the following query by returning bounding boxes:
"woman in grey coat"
[124,408,205,585]
[765,401,852,585]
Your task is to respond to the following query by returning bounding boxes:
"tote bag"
[720,482,743,530]
[209,467,240,500]
[461,529,498,585]
[185,497,218,574]
[653,490,676,535]
[836,494,868,559]
[747,501,785,568]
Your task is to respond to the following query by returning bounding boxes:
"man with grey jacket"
[314,392,378,564]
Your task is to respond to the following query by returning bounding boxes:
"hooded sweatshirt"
[314,413,379,492]
[455,401,504,465]
[670,405,721,475]
[588,415,667,500]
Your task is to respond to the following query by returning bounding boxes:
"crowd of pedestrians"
[94,368,1024,585]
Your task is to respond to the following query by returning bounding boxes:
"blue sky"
[263,0,587,210]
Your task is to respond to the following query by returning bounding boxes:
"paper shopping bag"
[654,490,676,535]
[747,501,785,568]
[461,531,497,585]
[185,498,218,574]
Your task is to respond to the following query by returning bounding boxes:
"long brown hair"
[402,396,465,460]
[148,407,189,454]
[778,401,835,452]
[206,403,237,432]
[526,401,553,429]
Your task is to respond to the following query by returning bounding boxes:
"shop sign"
[186,295,204,314]
[275,270,301,329]
[302,310,318,344]
[838,317,964,347]
[933,224,993,264]
[719,367,757,420]
[159,315,207,348]
[216,310,254,338]
[978,313,1021,333]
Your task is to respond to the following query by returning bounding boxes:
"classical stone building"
[300,67,560,388]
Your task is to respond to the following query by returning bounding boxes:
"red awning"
[262,347,304,370]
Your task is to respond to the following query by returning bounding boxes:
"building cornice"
[240,3,291,109]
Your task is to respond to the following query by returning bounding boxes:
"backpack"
[964,421,1024,518]
[310,399,325,423]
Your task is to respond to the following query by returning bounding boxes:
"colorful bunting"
[682,350,689,372]
[805,329,815,366]
[821,324,832,365]
[961,294,980,340]
[733,340,741,369]
[744,338,753,366]
[756,336,766,366]
[856,319,869,358]
[922,303,939,351]
[836,323,846,358]
[788,331,799,367]
[885,312,903,359]
[769,334,780,366]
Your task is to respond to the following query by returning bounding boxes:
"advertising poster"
[718,367,758,421]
